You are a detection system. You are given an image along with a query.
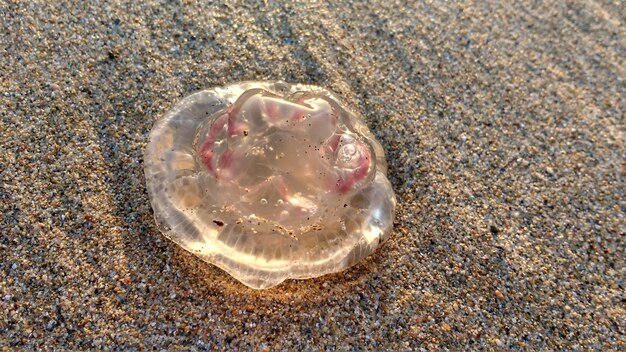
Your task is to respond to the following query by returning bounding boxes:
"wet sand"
[1,1,624,350]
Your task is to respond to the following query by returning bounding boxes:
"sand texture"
[1,1,624,350]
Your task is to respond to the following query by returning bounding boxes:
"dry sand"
[1,1,624,350]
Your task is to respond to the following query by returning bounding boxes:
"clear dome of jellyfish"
[144,81,396,289]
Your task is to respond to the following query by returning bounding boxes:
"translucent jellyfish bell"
[144,81,396,289]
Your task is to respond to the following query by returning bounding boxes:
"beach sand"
[1,1,624,349]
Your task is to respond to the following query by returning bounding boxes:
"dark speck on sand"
[0,1,624,350]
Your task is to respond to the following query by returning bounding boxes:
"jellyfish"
[144,81,396,289]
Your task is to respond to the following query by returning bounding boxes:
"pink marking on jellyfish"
[227,117,247,138]
[219,91,257,138]
[332,142,372,194]
[216,149,243,182]
[226,103,249,138]
[328,134,342,151]
[218,149,237,169]
[200,113,228,177]
[200,147,214,175]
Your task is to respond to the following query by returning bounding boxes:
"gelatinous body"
[144,81,396,289]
